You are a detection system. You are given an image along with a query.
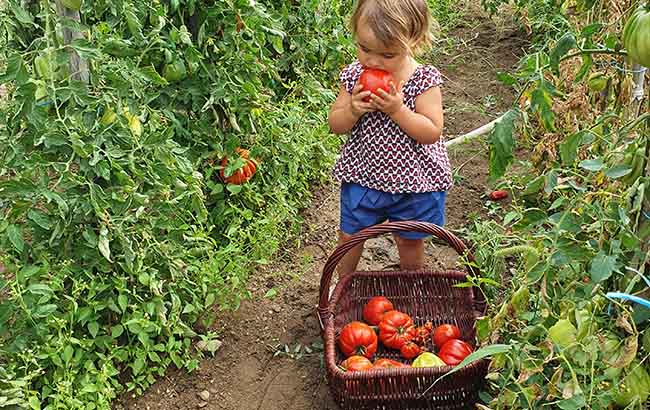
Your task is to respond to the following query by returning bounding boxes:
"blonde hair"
[350,0,433,54]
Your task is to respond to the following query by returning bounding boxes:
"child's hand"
[350,84,375,118]
[372,80,405,115]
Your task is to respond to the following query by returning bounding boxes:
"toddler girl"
[328,0,452,277]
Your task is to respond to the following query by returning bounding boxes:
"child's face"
[355,21,410,74]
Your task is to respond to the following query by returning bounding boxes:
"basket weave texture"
[318,221,488,410]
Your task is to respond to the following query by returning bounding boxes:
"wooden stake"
[54,0,89,83]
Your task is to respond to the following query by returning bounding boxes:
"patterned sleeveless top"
[332,61,453,194]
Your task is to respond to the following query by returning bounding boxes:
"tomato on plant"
[220,148,258,185]
[432,324,461,348]
[163,59,188,83]
[438,339,473,366]
[338,321,378,358]
[378,310,416,350]
[623,4,650,67]
[339,355,373,372]
[358,68,394,102]
[362,296,394,326]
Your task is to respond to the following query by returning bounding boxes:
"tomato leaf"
[69,39,101,60]
[98,226,112,262]
[590,252,617,283]
[7,224,25,253]
[579,158,604,171]
[488,109,518,182]
[605,165,633,179]
[560,131,585,165]
[550,33,577,74]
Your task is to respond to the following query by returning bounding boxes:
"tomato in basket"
[362,296,394,326]
[339,355,373,372]
[373,358,408,369]
[378,310,416,350]
[438,339,473,366]
[433,324,461,348]
[400,341,421,359]
[338,321,378,358]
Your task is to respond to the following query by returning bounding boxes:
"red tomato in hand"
[378,310,416,350]
[339,355,373,372]
[372,358,408,369]
[338,321,378,358]
[438,339,473,366]
[433,324,461,348]
[362,296,394,326]
[358,68,394,102]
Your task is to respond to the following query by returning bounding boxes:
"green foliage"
[470,1,650,408]
[0,0,352,407]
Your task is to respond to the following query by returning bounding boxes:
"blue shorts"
[340,183,447,240]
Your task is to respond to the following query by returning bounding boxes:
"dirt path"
[117,3,526,410]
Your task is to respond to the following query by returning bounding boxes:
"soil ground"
[117,3,527,409]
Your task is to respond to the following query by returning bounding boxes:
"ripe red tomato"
[488,190,508,201]
[438,339,473,366]
[372,358,408,369]
[339,355,373,372]
[362,296,394,326]
[220,148,257,185]
[433,324,461,348]
[338,321,378,358]
[400,341,421,359]
[378,310,416,350]
[358,68,394,102]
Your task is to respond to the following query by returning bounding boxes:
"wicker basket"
[318,221,488,410]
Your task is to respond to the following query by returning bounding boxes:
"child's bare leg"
[393,234,425,271]
[336,231,365,279]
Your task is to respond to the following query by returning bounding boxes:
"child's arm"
[328,84,374,135]
[373,84,443,145]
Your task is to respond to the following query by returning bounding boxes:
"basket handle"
[317,221,485,329]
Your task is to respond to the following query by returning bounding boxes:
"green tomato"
[34,54,53,80]
[100,107,117,126]
[587,72,608,92]
[412,352,446,368]
[163,60,187,83]
[623,5,650,66]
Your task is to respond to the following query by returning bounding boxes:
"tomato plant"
[0,0,352,405]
